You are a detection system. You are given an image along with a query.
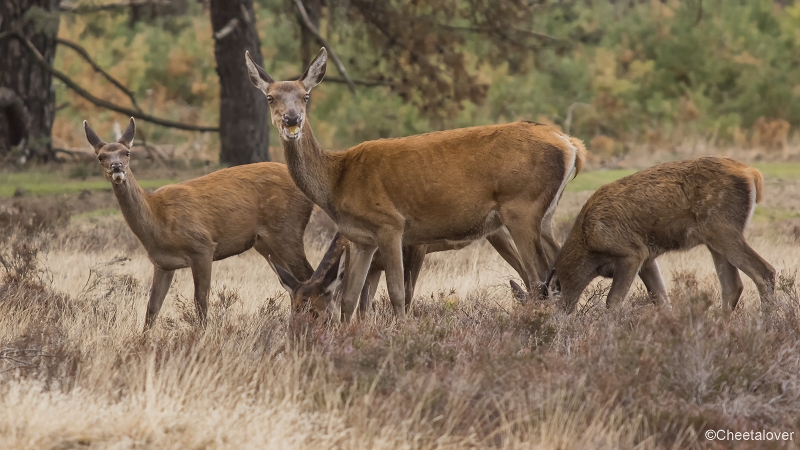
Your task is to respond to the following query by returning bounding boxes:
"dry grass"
[1,186,800,449]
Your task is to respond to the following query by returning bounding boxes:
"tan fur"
[550,156,775,314]
[84,118,314,330]
[246,49,585,321]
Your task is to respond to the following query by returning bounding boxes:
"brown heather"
[1,197,799,449]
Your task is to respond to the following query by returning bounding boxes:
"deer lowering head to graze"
[246,48,586,322]
[84,118,315,330]
[272,232,480,319]
[548,156,775,313]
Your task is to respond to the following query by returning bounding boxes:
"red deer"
[546,157,775,313]
[84,118,315,329]
[245,48,585,321]
[271,232,486,319]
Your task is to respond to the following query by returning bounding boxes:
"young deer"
[271,232,483,319]
[84,118,315,329]
[548,157,775,313]
[245,48,585,322]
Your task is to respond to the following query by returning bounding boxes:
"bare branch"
[288,74,393,87]
[55,37,142,111]
[59,0,170,13]
[291,0,356,93]
[1,32,218,133]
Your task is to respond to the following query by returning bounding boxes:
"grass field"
[5,161,800,198]
[1,160,800,449]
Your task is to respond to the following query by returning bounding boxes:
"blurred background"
[1,0,799,169]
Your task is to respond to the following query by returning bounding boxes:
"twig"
[291,0,356,93]
[564,102,591,135]
[56,37,142,111]
[287,74,392,87]
[214,17,239,40]
[1,32,218,132]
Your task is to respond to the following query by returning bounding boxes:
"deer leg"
[255,235,314,282]
[340,242,377,322]
[403,245,427,311]
[606,257,642,308]
[144,266,175,331]
[707,236,775,307]
[358,268,382,319]
[708,247,744,313]
[376,230,406,319]
[638,258,669,306]
[540,212,561,270]
[190,255,213,327]
[500,199,550,292]
[486,228,525,280]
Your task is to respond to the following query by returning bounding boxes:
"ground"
[1,154,799,449]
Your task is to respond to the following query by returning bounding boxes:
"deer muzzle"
[281,114,303,140]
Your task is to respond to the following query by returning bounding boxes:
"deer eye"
[97,155,103,161]
[266,95,274,103]
[125,151,131,157]
[303,94,310,102]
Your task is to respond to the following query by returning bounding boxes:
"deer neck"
[281,120,341,215]
[111,171,160,248]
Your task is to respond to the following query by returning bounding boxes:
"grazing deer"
[84,118,315,329]
[271,232,492,319]
[547,157,775,313]
[245,48,586,321]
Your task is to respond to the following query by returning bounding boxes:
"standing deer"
[84,118,315,330]
[547,157,775,313]
[245,48,586,321]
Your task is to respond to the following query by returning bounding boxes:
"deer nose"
[111,162,123,172]
[282,114,302,127]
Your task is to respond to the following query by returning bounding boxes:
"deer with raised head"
[547,156,775,313]
[84,118,315,330]
[245,48,586,322]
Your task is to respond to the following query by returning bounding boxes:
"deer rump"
[550,156,775,313]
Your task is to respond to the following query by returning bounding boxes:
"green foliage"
[52,0,800,157]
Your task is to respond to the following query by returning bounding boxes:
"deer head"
[510,267,557,302]
[244,48,327,141]
[269,232,345,319]
[84,117,135,185]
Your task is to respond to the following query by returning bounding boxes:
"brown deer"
[546,157,775,313]
[84,118,315,330]
[271,232,491,319]
[245,48,586,321]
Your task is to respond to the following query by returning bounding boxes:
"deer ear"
[118,117,135,148]
[84,120,107,154]
[510,280,527,302]
[300,47,327,91]
[245,51,274,90]
[322,253,346,295]
[268,257,300,293]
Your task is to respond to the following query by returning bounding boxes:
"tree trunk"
[0,0,60,162]
[209,0,270,165]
